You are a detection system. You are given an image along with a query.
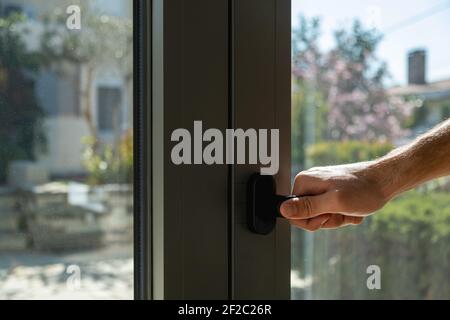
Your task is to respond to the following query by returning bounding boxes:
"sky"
[292,0,450,86]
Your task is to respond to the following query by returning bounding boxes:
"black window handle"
[247,173,296,235]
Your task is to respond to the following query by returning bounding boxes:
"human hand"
[280,162,390,231]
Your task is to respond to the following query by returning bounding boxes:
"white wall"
[38,116,90,176]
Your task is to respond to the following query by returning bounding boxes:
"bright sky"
[292,0,450,86]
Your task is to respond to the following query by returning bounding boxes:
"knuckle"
[321,214,332,226]
[293,173,308,194]
[294,172,308,183]
[327,179,338,188]
[332,215,345,227]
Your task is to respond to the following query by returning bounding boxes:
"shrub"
[306,140,393,166]
[82,130,133,185]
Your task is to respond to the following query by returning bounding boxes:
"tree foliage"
[40,5,133,141]
[82,129,133,185]
[292,16,415,167]
[0,14,45,182]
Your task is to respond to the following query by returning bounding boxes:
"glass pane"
[0,0,133,299]
[291,0,449,299]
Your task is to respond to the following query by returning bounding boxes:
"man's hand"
[280,162,387,231]
[282,118,450,232]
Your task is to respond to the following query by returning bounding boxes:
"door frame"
[135,0,292,300]
[134,0,153,300]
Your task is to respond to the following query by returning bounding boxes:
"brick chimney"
[408,49,427,85]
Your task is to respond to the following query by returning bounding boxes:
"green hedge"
[372,191,450,243]
[293,190,450,300]
[306,140,393,166]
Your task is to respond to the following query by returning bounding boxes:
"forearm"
[369,118,450,201]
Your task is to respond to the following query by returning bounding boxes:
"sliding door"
[143,0,291,299]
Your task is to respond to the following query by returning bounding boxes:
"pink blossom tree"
[292,17,415,157]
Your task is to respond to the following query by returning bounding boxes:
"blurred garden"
[291,16,450,299]
[0,3,134,299]
[0,9,133,187]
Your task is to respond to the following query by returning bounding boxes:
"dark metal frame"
[133,0,152,300]
[133,0,291,300]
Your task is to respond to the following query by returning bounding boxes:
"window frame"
[96,86,123,134]
[135,0,292,300]
[134,0,152,300]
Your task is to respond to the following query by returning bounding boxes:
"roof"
[388,79,450,100]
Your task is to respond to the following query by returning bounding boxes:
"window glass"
[98,87,123,133]
[291,0,449,299]
[0,0,133,299]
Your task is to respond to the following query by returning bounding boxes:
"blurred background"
[291,0,450,299]
[0,0,133,299]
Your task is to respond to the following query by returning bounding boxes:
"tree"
[0,14,45,182]
[325,21,414,141]
[40,4,133,146]
[292,16,415,166]
[292,17,328,168]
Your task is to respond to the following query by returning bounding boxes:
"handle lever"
[247,173,295,235]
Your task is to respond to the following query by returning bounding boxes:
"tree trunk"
[80,64,98,148]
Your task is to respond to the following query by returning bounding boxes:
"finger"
[280,192,338,219]
[288,214,332,232]
[289,214,364,231]
[292,173,330,196]
[321,215,364,229]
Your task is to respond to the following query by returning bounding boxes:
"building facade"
[389,49,450,139]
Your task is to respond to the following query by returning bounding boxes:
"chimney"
[408,49,426,85]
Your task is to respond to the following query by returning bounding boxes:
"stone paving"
[0,245,133,300]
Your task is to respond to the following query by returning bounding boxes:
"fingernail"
[280,200,295,218]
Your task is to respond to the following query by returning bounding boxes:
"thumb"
[280,193,333,219]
